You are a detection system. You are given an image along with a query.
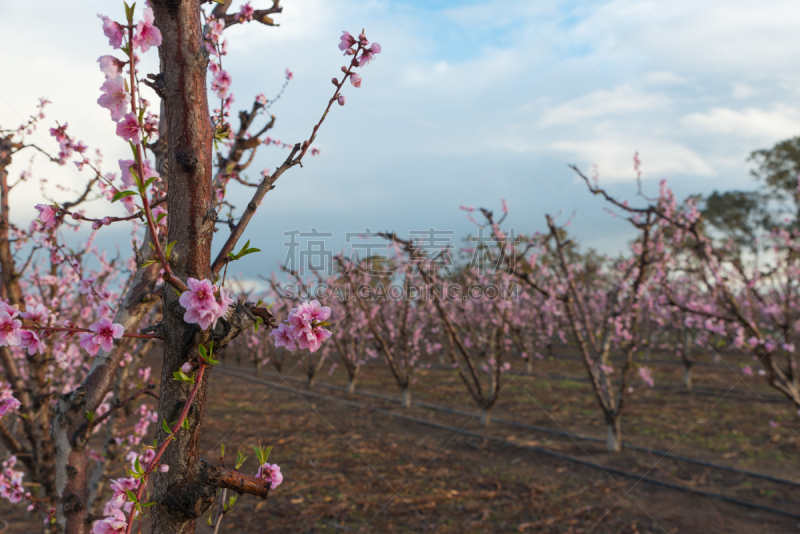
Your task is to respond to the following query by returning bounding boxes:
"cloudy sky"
[2,0,799,283]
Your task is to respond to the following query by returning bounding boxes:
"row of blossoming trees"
[229,162,800,454]
[0,1,385,532]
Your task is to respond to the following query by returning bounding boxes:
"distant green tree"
[701,136,800,253]
[701,190,770,254]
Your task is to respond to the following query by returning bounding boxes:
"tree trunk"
[401,388,411,408]
[526,358,533,374]
[605,417,622,453]
[150,0,216,532]
[347,375,357,394]
[307,374,316,388]
[683,364,693,391]
[479,406,492,427]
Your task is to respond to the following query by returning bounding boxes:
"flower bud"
[337,95,346,106]
[159,464,169,473]
[331,77,339,85]
[181,362,192,373]
[71,213,82,220]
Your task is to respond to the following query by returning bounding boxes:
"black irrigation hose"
[224,365,800,489]
[217,367,800,522]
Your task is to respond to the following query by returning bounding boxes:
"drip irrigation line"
[217,367,800,522]
[224,365,800,489]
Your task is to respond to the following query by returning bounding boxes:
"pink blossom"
[270,324,296,351]
[337,95,346,106]
[338,31,356,52]
[297,326,332,353]
[19,330,45,356]
[181,362,192,374]
[769,420,779,429]
[179,278,217,313]
[255,93,267,105]
[285,68,294,80]
[79,334,101,356]
[35,204,59,229]
[742,365,754,377]
[98,15,124,49]
[0,312,22,347]
[211,70,233,98]
[358,43,381,67]
[638,366,655,388]
[133,8,162,53]
[159,464,169,473]
[98,56,123,78]
[98,76,129,122]
[20,304,48,324]
[119,158,159,187]
[350,73,362,88]
[299,300,331,323]
[179,278,229,330]
[255,462,283,488]
[237,3,255,22]
[92,507,127,534]
[110,477,139,498]
[0,397,21,419]
[88,318,125,353]
[116,113,142,144]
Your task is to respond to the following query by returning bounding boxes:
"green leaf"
[112,190,138,203]
[126,489,139,504]
[134,456,143,476]
[198,344,207,359]
[156,212,167,224]
[162,419,173,435]
[173,370,195,384]
[236,450,247,470]
[164,241,177,260]
[144,176,157,189]
[252,444,273,465]
[181,418,189,429]
[85,410,95,423]
[221,444,225,457]
[140,259,157,268]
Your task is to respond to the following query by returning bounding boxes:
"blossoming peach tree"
[0,1,379,532]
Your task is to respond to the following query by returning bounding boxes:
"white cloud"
[732,82,756,99]
[540,84,669,126]
[681,106,800,143]
[644,71,688,85]
[548,137,714,181]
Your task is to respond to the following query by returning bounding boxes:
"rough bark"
[150,1,216,532]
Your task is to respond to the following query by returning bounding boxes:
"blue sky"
[2,0,800,286]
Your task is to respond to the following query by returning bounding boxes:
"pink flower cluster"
[270,300,332,353]
[255,462,283,488]
[35,204,62,230]
[179,278,233,330]
[79,318,125,356]
[338,31,382,67]
[0,456,28,505]
[96,8,161,144]
[0,301,22,348]
[0,391,21,420]
[638,366,655,388]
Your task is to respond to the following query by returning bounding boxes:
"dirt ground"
[3,348,800,533]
